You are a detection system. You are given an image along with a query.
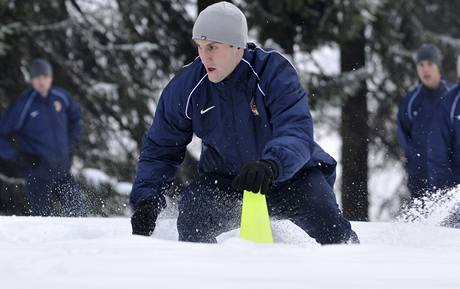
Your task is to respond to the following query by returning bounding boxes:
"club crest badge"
[54,100,62,112]
[250,98,259,116]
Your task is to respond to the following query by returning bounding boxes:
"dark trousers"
[177,167,358,244]
[441,209,460,229]
[407,174,430,199]
[25,171,86,217]
[0,157,21,179]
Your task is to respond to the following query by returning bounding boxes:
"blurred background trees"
[1,0,460,218]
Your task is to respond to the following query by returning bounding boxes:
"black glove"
[232,160,278,194]
[131,197,162,236]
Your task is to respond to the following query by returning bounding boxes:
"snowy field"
[1,215,460,289]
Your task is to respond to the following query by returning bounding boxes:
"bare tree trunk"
[340,31,369,221]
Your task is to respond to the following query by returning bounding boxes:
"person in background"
[397,44,450,200]
[426,55,460,228]
[0,58,86,216]
[129,1,358,244]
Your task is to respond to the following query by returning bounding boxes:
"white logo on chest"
[54,100,62,112]
[200,106,215,115]
[30,110,39,118]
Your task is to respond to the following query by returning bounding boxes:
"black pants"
[407,174,430,199]
[25,171,86,217]
[0,157,21,179]
[177,167,358,244]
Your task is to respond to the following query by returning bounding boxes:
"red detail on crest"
[250,98,259,116]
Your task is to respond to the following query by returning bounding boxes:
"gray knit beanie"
[192,1,248,48]
[415,44,442,70]
[29,58,53,78]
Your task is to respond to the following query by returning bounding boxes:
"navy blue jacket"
[397,81,449,181]
[130,43,337,208]
[0,87,81,177]
[427,81,460,189]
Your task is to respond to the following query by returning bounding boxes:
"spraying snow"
[399,185,460,228]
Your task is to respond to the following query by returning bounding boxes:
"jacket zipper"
[47,97,60,163]
[230,85,244,169]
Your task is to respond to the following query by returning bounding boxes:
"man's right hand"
[131,197,162,236]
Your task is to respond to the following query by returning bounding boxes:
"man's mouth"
[207,67,216,73]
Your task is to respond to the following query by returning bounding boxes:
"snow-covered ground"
[1,215,460,289]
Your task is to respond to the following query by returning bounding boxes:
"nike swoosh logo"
[200,106,215,115]
[30,110,40,118]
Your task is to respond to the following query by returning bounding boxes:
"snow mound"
[1,216,460,289]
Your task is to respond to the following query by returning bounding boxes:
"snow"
[400,185,460,226]
[80,168,132,195]
[295,44,341,76]
[187,134,202,160]
[81,168,113,185]
[1,215,460,289]
[114,182,133,196]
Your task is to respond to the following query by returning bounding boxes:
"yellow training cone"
[240,190,273,243]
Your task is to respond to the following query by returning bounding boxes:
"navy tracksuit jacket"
[397,81,450,197]
[426,82,460,228]
[130,43,357,244]
[427,81,460,189]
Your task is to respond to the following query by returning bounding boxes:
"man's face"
[194,39,244,83]
[416,60,441,89]
[31,75,52,97]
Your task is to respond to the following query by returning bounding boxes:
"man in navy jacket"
[397,44,450,199]
[0,58,86,216]
[130,1,358,244]
[427,78,460,228]
[428,81,460,190]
